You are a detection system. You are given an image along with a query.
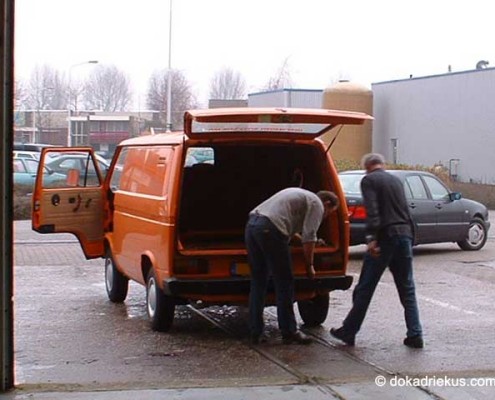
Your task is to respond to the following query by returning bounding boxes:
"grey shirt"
[250,188,324,243]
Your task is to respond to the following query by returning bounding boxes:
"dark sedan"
[46,153,110,179]
[339,170,490,251]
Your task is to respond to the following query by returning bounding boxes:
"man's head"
[316,191,339,217]
[361,153,385,173]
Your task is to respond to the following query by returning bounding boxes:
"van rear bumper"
[163,275,353,297]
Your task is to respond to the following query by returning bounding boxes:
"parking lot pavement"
[3,383,470,400]
[8,219,495,399]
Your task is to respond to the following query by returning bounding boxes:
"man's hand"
[306,264,315,279]
[367,240,381,258]
[316,238,327,247]
[290,233,303,246]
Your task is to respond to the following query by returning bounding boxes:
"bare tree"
[26,64,67,110]
[14,79,27,110]
[209,67,246,99]
[264,57,293,91]
[146,69,198,130]
[83,65,132,112]
[24,65,67,141]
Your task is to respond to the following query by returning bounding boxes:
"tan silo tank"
[321,81,373,166]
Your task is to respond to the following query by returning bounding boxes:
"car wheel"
[297,293,330,327]
[146,269,175,332]
[457,217,488,251]
[105,251,129,303]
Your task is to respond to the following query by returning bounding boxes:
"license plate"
[231,262,250,276]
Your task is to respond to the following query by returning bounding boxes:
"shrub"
[13,185,32,221]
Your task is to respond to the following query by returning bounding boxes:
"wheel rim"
[467,222,485,246]
[147,277,157,318]
[105,258,113,291]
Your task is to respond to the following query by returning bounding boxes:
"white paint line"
[349,273,480,316]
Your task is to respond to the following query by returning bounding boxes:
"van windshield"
[185,147,214,166]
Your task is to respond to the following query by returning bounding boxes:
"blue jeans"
[343,235,423,338]
[245,214,297,337]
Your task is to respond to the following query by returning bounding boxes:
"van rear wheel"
[297,293,330,327]
[105,251,129,303]
[146,269,175,332]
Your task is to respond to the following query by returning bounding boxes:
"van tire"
[146,269,175,332]
[105,251,129,303]
[297,293,330,327]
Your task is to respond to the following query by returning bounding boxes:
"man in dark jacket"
[330,153,423,348]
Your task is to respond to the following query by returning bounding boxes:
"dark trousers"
[343,235,423,338]
[245,214,297,337]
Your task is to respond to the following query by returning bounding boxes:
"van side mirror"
[449,192,462,201]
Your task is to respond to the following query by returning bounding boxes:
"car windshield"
[339,173,364,195]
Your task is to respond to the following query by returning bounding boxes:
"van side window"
[116,146,172,197]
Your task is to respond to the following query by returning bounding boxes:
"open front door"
[31,148,105,259]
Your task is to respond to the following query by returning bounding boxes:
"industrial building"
[247,67,495,184]
[372,67,495,184]
[248,85,373,165]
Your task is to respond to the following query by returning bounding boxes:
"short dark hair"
[316,191,339,208]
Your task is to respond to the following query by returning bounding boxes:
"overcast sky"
[15,0,494,107]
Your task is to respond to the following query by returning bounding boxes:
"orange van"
[32,108,372,332]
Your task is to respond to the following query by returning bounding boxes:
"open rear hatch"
[178,108,372,255]
[184,107,372,140]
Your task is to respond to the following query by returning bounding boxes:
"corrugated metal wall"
[372,68,495,183]
[248,89,323,108]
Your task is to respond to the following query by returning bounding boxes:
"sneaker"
[403,335,424,349]
[250,334,268,345]
[330,327,355,346]
[282,330,312,345]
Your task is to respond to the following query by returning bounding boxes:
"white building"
[372,67,495,183]
[248,89,323,108]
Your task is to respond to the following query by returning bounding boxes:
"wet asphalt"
[4,217,495,399]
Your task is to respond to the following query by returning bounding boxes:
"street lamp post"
[67,60,98,146]
[166,0,173,133]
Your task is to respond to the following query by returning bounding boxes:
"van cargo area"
[178,142,336,250]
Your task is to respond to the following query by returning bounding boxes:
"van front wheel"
[146,270,175,332]
[105,251,129,303]
[297,293,330,327]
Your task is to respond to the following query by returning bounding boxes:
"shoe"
[250,334,268,345]
[403,335,424,349]
[330,327,355,346]
[282,330,312,345]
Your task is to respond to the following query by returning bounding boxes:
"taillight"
[348,205,367,220]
